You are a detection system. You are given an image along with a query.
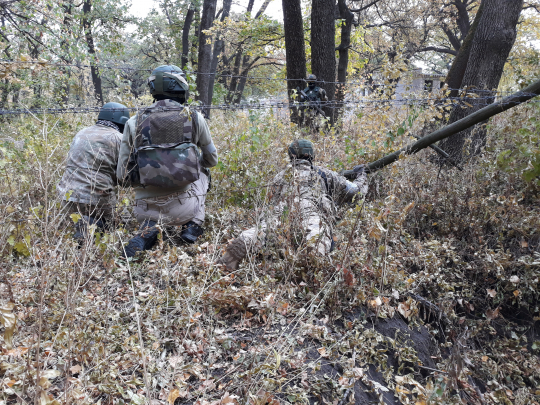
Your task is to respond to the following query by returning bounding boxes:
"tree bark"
[207,0,232,110]
[311,0,336,123]
[82,0,103,105]
[445,1,484,98]
[181,4,196,69]
[282,0,307,124]
[440,0,523,161]
[336,0,353,103]
[195,0,217,115]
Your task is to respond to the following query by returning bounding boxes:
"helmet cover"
[306,74,317,84]
[148,65,190,101]
[288,139,315,161]
[98,102,130,125]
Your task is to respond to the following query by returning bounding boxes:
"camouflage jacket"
[302,86,327,102]
[117,99,218,200]
[57,124,122,205]
[269,159,368,218]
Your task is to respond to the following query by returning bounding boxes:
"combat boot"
[179,221,204,244]
[74,215,106,241]
[216,237,248,271]
[122,220,159,258]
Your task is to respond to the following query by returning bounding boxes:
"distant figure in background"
[299,74,327,129]
[216,139,368,271]
[58,102,130,240]
[117,65,218,258]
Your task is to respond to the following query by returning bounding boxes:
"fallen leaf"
[513,290,520,297]
[486,307,500,320]
[481,356,488,362]
[398,302,411,319]
[0,302,17,349]
[167,389,180,405]
[486,289,496,298]
[510,275,520,284]
[521,240,528,248]
[317,347,328,357]
[69,365,82,374]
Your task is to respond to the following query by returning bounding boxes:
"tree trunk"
[190,7,201,70]
[311,0,336,123]
[224,0,271,104]
[445,1,484,98]
[181,4,196,69]
[336,0,353,104]
[207,0,232,110]
[82,0,103,105]
[440,0,523,161]
[196,0,217,115]
[282,0,307,124]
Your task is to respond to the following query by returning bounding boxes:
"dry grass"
[1,99,539,405]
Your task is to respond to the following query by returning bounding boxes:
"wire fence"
[1,95,537,116]
[0,58,523,95]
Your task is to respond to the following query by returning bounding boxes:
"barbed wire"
[0,58,522,95]
[0,95,536,116]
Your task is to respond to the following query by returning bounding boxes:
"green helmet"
[288,139,315,161]
[98,102,130,126]
[148,65,189,101]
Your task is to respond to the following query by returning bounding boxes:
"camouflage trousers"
[61,200,116,222]
[134,174,209,226]
[239,199,332,256]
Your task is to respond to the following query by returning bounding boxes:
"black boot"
[179,221,204,244]
[74,216,106,241]
[122,220,159,258]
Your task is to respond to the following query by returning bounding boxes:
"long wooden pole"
[342,77,540,179]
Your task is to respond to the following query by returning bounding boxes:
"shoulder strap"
[316,167,329,193]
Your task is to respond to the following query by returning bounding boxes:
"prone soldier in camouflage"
[216,139,368,271]
[58,102,130,241]
[117,65,218,258]
[299,74,327,129]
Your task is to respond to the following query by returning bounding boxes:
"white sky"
[129,0,283,21]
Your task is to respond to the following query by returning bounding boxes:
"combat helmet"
[306,74,317,85]
[98,102,130,126]
[288,139,315,161]
[148,65,189,102]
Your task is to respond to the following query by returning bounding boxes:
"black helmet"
[148,65,189,101]
[306,74,317,85]
[98,102,130,126]
[288,139,315,161]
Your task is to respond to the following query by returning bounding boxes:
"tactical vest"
[304,86,322,102]
[128,100,201,188]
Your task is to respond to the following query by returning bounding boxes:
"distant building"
[394,68,446,102]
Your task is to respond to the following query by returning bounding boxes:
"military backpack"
[128,100,201,188]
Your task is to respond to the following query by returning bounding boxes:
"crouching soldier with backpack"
[117,65,218,258]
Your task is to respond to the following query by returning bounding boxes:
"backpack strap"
[316,167,329,194]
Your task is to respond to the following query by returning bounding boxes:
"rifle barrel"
[342,77,540,179]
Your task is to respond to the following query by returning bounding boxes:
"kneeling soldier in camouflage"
[216,139,368,271]
[117,65,218,258]
[58,102,130,241]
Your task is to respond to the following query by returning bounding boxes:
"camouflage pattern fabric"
[303,86,327,103]
[57,123,122,206]
[137,143,201,188]
[117,99,218,200]
[238,159,368,255]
